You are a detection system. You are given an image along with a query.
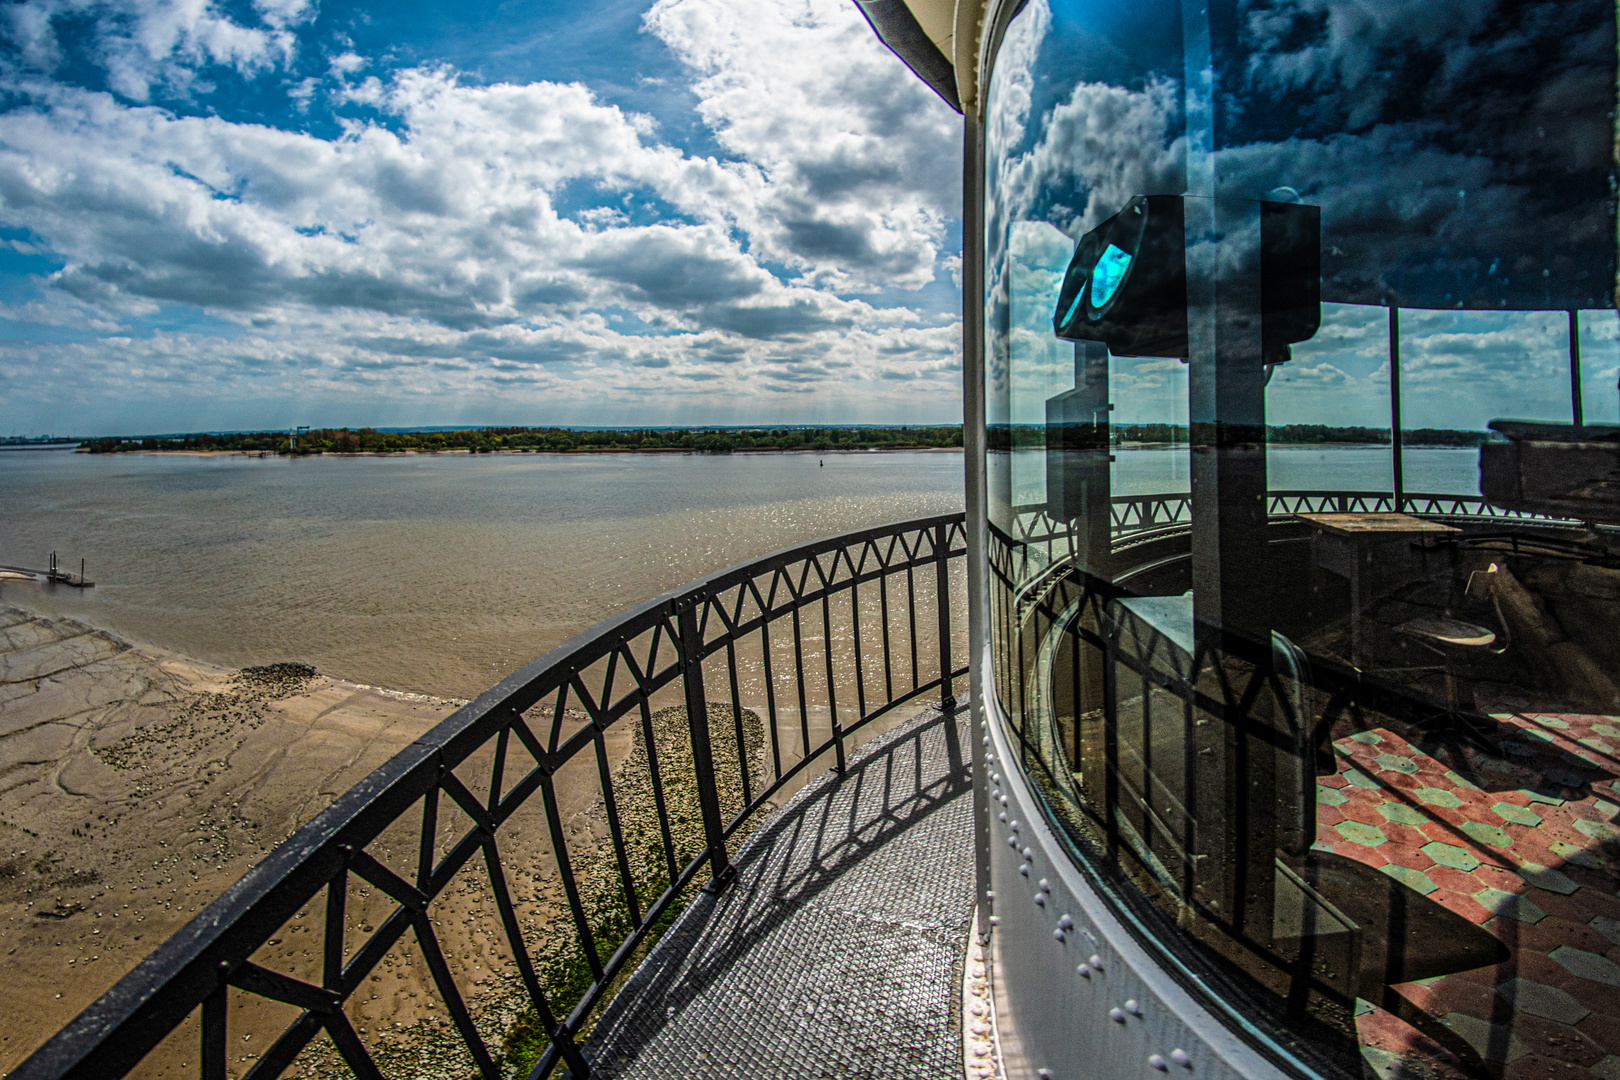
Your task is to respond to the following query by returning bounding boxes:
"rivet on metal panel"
[1033,894,1045,907]
[1149,1054,1168,1071]
[983,736,990,745]
[1022,848,1034,861]
[989,916,1001,925]
[1077,964,1091,977]
[1007,835,1018,847]
[1170,1049,1192,1067]
[1054,928,1066,942]
[1089,954,1104,969]
[986,891,995,900]
[1020,865,1029,877]
[1038,1071,1053,1079]
[1058,915,1073,930]
[1039,878,1050,892]
[999,795,1008,805]
[1010,820,1019,831]
[999,812,1007,823]
[1110,1007,1127,1023]
[1125,999,1142,1015]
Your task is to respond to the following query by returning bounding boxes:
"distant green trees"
[80,425,966,456]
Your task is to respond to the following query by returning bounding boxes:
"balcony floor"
[583,704,974,1078]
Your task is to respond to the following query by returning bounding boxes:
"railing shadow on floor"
[582,705,974,1079]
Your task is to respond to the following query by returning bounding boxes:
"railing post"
[934,522,957,711]
[1389,304,1405,512]
[677,596,735,892]
[200,970,226,1080]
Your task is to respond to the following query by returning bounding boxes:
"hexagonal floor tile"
[1517,862,1579,896]
[1374,753,1418,775]
[1378,803,1428,826]
[1422,842,1480,872]
[1575,818,1620,843]
[1496,977,1591,1024]
[1550,945,1620,986]
[1317,784,1349,808]
[1491,801,1543,827]
[1336,820,1388,848]
[1344,769,1382,791]
[1590,915,1620,946]
[1549,840,1604,870]
[1379,864,1437,895]
[1461,821,1513,849]
[1415,787,1462,808]
[1474,887,1545,924]
[1439,1013,1531,1064]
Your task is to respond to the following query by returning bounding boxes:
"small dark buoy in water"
[819,459,824,467]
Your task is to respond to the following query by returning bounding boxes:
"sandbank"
[0,607,463,1074]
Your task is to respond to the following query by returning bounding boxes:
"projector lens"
[1088,243,1132,313]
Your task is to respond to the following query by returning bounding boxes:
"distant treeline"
[80,426,966,456]
[986,424,1494,450]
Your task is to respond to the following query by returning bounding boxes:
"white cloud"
[644,0,961,290]
[0,0,971,432]
[2,0,315,101]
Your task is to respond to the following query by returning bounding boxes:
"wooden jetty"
[0,552,94,587]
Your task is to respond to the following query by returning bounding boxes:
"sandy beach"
[0,603,760,1080]
[0,605,467,1075]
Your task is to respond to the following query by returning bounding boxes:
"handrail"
[15,514,969,1080]
[1007,487,1563,546]
[986,488,1566,599]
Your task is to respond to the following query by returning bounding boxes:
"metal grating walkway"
[582,705,975,1079]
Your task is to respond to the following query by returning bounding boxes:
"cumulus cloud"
[2,0,314,100]
[645,0,961,290]
[0,0,967,430]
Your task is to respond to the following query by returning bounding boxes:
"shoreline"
[55,441,1492,458]
[0,605,469,1075]
[0,604,769,1079]
[82,445,966,458]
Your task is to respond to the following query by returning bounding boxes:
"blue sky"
[0,0,965,435]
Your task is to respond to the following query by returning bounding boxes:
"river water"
[0,449,965,698]
[0,444,1475,698]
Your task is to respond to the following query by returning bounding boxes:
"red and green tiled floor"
[1316,714,1620,1079]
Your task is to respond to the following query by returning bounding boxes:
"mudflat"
[0,605,460,1075]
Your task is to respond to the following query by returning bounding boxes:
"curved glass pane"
[982,1,1620,1075]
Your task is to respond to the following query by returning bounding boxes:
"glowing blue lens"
[1059,285,1086,328]
[1088,243,1132,312]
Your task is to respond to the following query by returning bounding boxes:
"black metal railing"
[16,514,968,1080]
[992,489,1565,584]
[1106,489,1557,544]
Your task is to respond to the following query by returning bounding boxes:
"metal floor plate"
[583,706,974,1079]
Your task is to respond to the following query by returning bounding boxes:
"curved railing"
[16,515,968,1080]
[992,489,1566,586]
[1107,489,1559,543]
